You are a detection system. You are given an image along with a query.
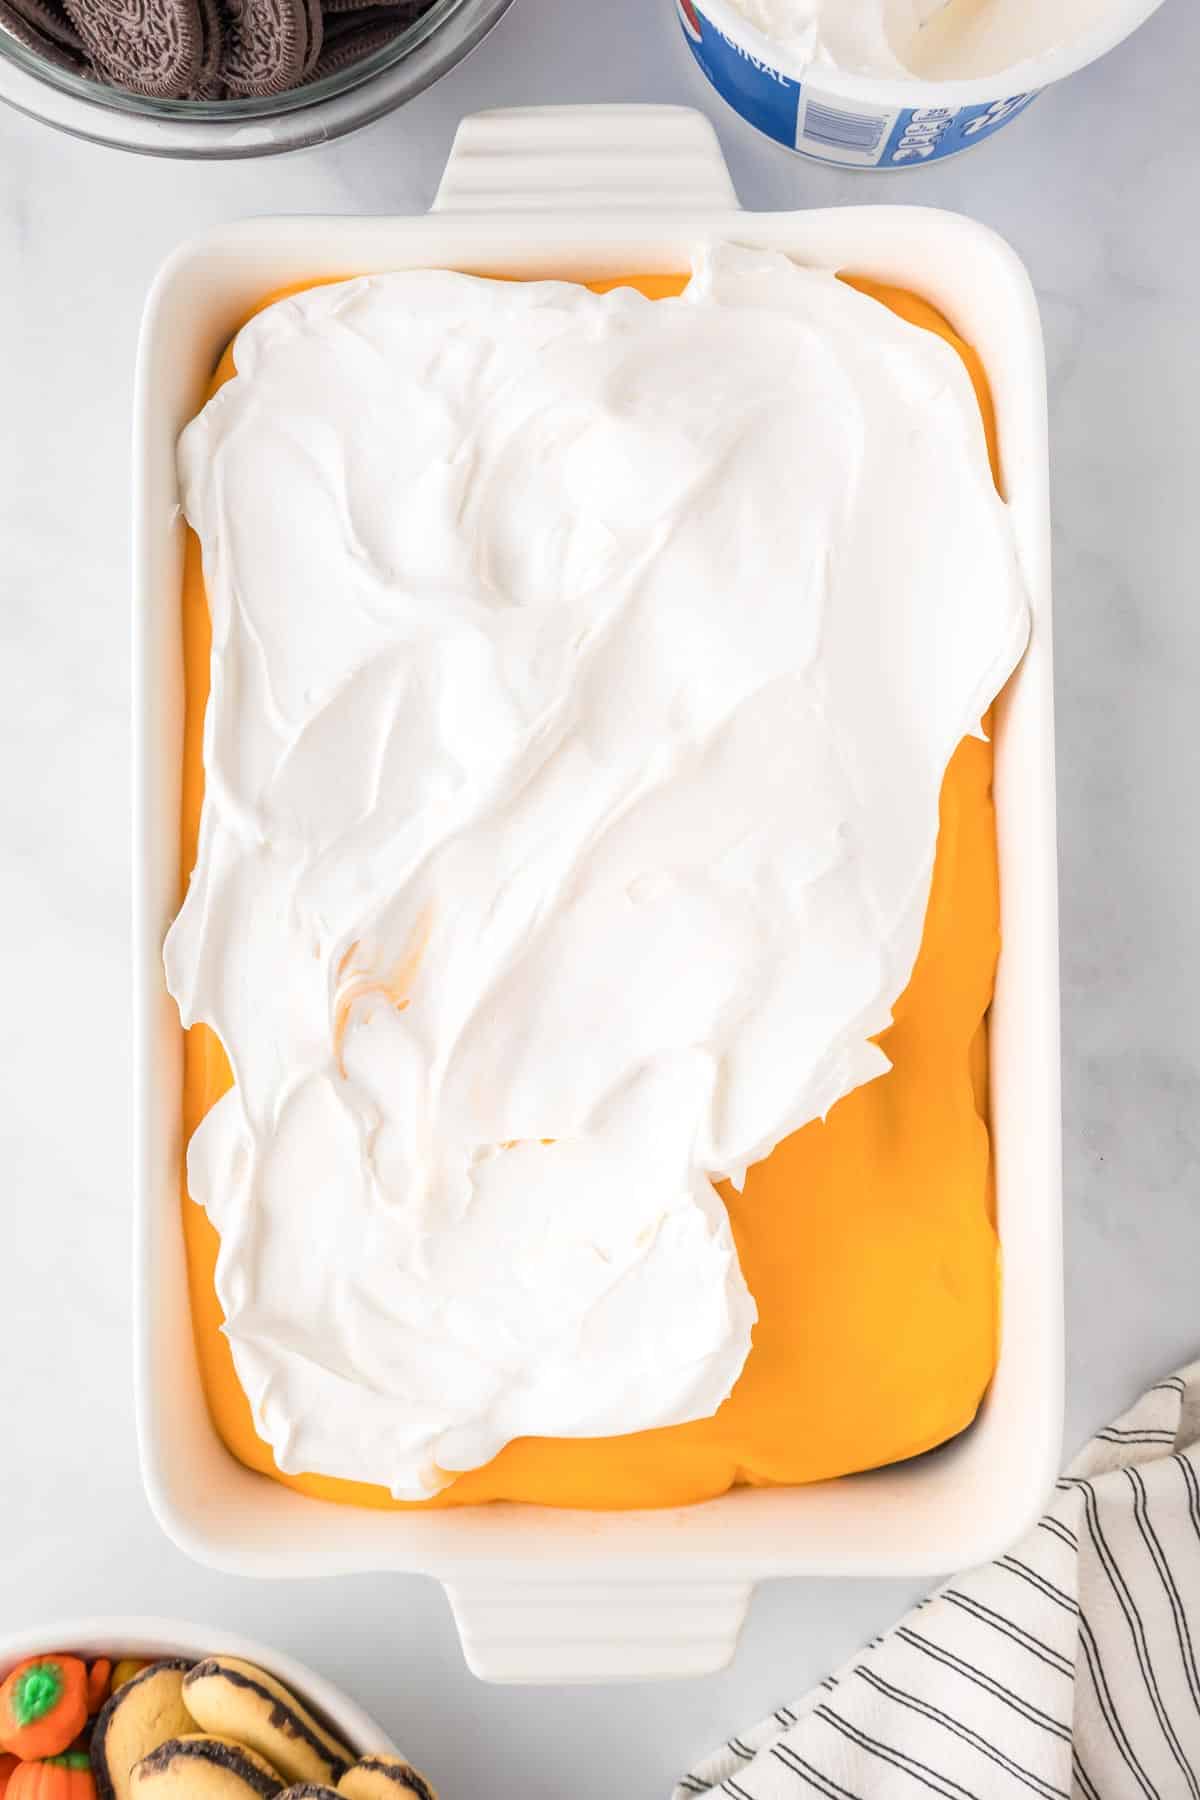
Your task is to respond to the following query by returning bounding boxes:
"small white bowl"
[0,1620,398,1761]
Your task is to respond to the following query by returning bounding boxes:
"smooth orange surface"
[180,272,1003,1510]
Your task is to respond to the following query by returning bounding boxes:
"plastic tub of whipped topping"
[133,103,1061,1684]
[673,0,1167,167]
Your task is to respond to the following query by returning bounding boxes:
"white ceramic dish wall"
[132,104,1062,1685]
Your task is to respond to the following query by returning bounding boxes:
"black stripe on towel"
[1097,1429,1177,1445]
[1038,1516,1079,1552]
[773,1743,861,1800]
[1127,1464,1200,1722]
[1076,1608,1160,1800]
[997,1555,1080,1614]
[1176,1454,1200,1545]
[895,1627,1072,1739]
[854,1666,1068,1800]
[814,1706,972,1800]
[1072,1748,1103,1800]
[941,1589,1074,1677]
[1070,1475,1200,1797]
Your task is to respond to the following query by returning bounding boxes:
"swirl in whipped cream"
[165,245,1030,1500]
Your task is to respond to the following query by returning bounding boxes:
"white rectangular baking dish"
[132,102,1062,1686]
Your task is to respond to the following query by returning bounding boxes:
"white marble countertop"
[1,0,1197,1793]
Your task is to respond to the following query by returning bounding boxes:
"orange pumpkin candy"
[1,1754,19,1798]
[0,1661,89,1762]
[7,1757,96,1800]
[84,1666,110,1719]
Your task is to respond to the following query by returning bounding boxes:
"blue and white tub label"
[675,0,1040,166]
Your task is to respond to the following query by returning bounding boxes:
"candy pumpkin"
[84,1665,110,1718]
[0,1660,88,1761]
[0,1753,19,1798]
[7,1755,96,1800]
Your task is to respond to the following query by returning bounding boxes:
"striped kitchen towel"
[675,1363,1200,1800]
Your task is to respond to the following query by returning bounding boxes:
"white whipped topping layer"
[166,245,1030,1500]
[725,0,1114,80]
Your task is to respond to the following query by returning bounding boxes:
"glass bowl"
[0,0,513,156]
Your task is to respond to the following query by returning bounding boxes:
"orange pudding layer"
[181,272,1002,1511]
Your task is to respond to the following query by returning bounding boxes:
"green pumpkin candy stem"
[13,1668,64,1730]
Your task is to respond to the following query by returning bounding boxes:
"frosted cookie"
[182,1664,350,1790]
[339,1758,436,1800]
[131,1737,282,1800]
[91,1663,196,1800]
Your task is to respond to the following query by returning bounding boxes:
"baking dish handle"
[444,1576,753,1684]
[432,104,740,213]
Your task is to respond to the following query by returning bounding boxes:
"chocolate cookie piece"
[310,10,404,75]
[62,0,203,95]
[2,0,84,48]
[221,0,310,96]
[297,0,321,81]
[319,0,424,18]
[319,5,404,38]
[0,0,89,67]
[185,0,222,94]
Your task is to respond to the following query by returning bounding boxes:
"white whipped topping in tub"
[166,244,1030,1500]
[725,0,1116,80]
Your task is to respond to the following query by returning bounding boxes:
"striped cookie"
[183,1660,352,1790]
[338,1757,437,1800]
[91,1660,198,1800]
[131,1736,284,1800]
